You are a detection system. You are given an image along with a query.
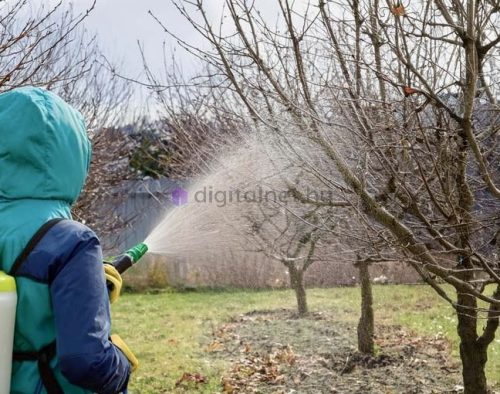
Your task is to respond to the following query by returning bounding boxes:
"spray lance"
[109,243,149,274]
[105,243,149,293]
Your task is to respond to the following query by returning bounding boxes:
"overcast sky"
[22,0,310,118]
[31,0,309,80]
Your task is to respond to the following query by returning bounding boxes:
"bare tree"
[140,52,244,179]
[245,193,338,316]
[0,1,95,91]
[354,255,375,355]
[0,0,133,128]
[354,249,393,355]
[154,1,499,392]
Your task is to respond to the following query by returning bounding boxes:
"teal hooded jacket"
[0,87,130,393]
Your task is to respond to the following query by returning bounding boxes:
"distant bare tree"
[245,191,340,316]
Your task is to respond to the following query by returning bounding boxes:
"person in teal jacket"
[0,87,134,393]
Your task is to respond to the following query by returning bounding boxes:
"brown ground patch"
[208,309,469,394]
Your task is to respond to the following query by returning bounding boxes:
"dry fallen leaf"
[207,340,224,352]
[222,378,236,393]
[175,372,208,387]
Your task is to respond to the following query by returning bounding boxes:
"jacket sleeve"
[49,223,131,394]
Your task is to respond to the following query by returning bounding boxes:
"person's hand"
[111,334,139,372]
[104,264,122,304]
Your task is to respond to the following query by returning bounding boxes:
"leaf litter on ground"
[207,309,472,394]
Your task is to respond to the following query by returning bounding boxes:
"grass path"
[112,285,500,393]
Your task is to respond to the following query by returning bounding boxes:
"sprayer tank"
[0,271,17,394]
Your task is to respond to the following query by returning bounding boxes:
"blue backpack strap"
[10,218,66,394]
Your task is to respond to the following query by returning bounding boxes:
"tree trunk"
[356,260,374,355]
[288,265,308,316]
[456,292,489,394]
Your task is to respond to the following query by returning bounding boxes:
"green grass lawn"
[112,285,500,393]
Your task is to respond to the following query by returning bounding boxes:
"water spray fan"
[109,243,149,274]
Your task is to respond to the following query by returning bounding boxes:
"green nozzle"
[126,243,149,263]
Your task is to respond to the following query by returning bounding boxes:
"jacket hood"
[0,87,91,204]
